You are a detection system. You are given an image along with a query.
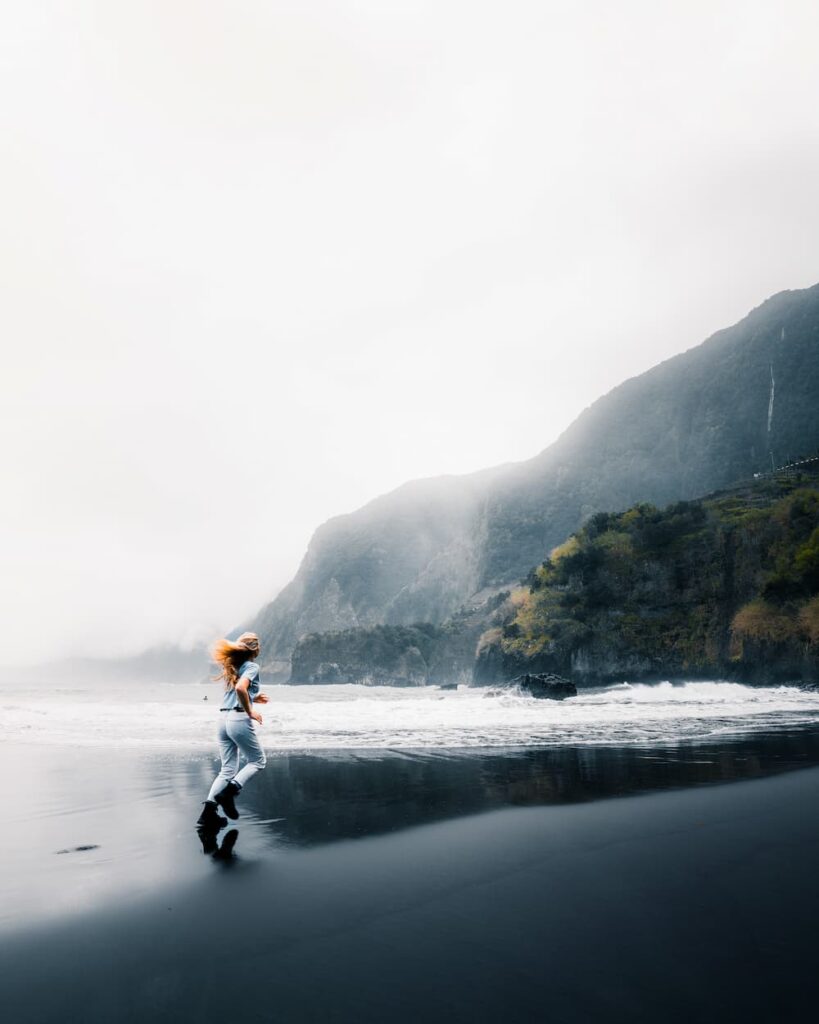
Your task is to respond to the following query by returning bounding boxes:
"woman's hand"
[254,693,269,704]
[251,711,263,725]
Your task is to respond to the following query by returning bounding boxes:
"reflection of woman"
[197,632,268,829]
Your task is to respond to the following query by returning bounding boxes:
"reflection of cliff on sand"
[236,727,819,849]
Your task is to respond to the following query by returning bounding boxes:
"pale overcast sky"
[2,1,819,663]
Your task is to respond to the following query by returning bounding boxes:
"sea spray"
[6,679,819,750]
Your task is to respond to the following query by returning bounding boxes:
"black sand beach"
[3,736,819,1023]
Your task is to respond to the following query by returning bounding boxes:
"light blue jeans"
[206,713,267,801]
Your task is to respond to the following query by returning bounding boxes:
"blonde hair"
[211,632,261,688]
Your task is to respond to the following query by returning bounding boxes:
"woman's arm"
[235,678,263,723]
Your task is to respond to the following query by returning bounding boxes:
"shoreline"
[2,763,819,1022]
[5,728,819,931]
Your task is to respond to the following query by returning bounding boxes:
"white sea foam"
[5,679,819,750]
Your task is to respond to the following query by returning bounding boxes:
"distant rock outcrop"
[248,283,819,679]
[289,596,508,686]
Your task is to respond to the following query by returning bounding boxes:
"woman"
[197,631,268,829]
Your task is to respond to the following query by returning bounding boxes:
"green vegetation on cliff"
[476,476,819,685]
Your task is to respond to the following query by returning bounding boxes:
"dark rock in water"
[438,683,458,691]
[513,673,577,700]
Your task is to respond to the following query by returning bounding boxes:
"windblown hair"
[211,632,261,688]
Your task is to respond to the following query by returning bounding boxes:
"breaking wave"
[6,678,819,750]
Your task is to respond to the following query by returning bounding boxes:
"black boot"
[197,800,227,830]
[215,781,241,820]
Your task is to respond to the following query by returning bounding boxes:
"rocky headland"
[288,470,819,688]
[250,283,819,681]
[475,472,819,686]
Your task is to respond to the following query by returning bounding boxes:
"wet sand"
[3,737,819,1022]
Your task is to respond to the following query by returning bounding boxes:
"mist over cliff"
[250,284,819,679]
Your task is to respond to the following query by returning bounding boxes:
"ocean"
[10,677,819,750]
[5,677,819,1021]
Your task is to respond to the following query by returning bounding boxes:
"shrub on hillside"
[731,600,799,644]
[799,596,819,645]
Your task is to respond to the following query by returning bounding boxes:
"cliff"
[250,283,819,678]
[289,596,508,686]
[475,473,819,686]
